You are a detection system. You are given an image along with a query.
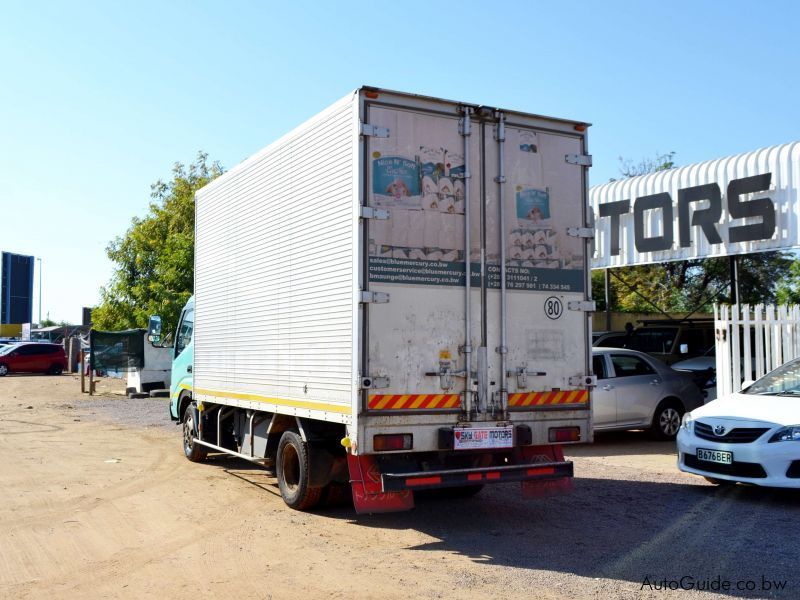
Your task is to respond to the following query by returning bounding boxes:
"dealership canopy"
[590,142,800,269]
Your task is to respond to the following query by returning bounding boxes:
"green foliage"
[775,257,800,304]
[603,152,793,314]
[93,152,223,333]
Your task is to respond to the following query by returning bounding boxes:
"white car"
[677,357,800,487]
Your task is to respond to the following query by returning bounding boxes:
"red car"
[0,342,67,376]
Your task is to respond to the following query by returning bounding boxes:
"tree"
[600,153,791,315]
[775,258,800,304]
[617,151,676,179]
[93,152,223,333]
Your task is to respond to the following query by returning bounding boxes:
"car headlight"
[681,412,695,432]
[768,426,800,443]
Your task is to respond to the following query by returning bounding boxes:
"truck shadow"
[339,477,800,597]
[573,430,676,456]
[206,452,799,597]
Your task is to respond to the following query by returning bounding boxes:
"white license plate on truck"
[454,426,514,450]
[697,448,733,465]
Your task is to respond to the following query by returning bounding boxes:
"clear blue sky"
[2,0,799,323]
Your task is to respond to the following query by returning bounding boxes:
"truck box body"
[193,87,593,472]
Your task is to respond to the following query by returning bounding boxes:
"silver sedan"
[593,347,705,440]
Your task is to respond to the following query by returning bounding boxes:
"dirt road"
[1,375,798,599]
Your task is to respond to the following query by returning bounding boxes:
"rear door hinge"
[566,227,594,239]
[360,122,390,138]
[360,290,390,304]
[570,375,597,387]
[565,154,592,167]
[568,300,596,312]
[360,206,390,220]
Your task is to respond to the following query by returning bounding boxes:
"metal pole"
[37,257,42,326]
[730,255,738,305]
[604,268,612,331]
[461,107,473,419]
[495,112,509,418]
[88,330,94,396]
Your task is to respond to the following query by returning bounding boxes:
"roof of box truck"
[197,86,590,197]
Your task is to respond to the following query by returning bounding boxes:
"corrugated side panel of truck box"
[194,94,357,420]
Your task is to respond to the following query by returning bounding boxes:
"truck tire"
[182,403,208,462]
[651,399,683,440]
[276,431,322,511]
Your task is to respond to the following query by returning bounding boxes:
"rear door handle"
[602,384,614,391]
[650,378,661,385]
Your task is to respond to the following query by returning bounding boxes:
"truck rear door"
[361,93,591,441]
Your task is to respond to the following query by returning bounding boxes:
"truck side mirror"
[148,315,162,344]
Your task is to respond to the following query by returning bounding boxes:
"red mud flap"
[381,460,573,492]
[518,444,574,498]
[347,453,414,514]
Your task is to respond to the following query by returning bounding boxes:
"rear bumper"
[381,460,573,492]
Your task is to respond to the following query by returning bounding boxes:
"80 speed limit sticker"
[544,296,563,320]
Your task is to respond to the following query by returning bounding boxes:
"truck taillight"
[549,427,581,443]
[373,434,412,452]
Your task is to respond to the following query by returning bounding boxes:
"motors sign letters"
[598,174,775,256]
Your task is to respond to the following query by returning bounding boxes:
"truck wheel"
[182,403,207,462]
[651,399,683,440]
[276,431,322,510]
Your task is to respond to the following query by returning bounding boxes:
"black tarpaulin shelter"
[89,329,146,371]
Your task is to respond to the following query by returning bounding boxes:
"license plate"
[454,426,514,450]
[697,448,733,465]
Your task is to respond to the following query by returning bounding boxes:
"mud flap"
[516,445,574,499]
[347,453,414,514]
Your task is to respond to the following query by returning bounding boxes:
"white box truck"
[172,87,594,513]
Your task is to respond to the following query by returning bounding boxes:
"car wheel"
[0,364,7,376]
[182,403,208,462]
[651,399,683,440]
[48,364,63,375]
[276,430,322,511]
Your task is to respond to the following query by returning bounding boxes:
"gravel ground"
[3,374,799,599]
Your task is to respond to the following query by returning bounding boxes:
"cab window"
[175,308,194,358]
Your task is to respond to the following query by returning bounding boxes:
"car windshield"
[745,358,800,396]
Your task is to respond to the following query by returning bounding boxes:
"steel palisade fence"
[715,304,800,397]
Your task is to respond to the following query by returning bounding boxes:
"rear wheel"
[651,400,683,440]
[48,364,63,375]
[182,403,207,462]
[276,431,322,511]
[0,364,7,376]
